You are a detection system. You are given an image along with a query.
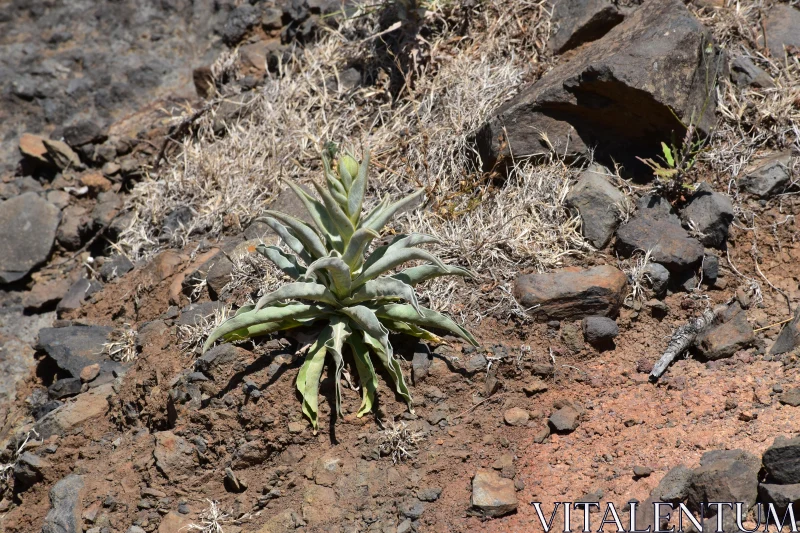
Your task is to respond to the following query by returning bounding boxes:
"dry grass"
[118,0,591,321]
[103,326,138,363]
[177,305,232,354]
[0,430,40,499]
[378,420,424,464]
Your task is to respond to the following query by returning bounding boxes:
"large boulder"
[565,164,624,248]
[0,193,61,284]
[686,449,760,516]
[41,474,85,533]
[763,436,800,485]
[739,152,793,198]
[475,0,722,170]
[513,265,627,321]
[37,326,118,379]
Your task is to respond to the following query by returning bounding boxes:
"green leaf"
[341,227,380,270]
[296,328,331,429]
[263,214,326,262]
[257,218,313,265]
[360,194,390,229]
[661,142,675,167]
[306,255,353,297]
[325,316,351,419]
[338,305,390,349]
[343,277,422,315]
[379,318,442,342]
[312,181,355,242]
[346,148,370,223]
[374,303,478,346]
[391,264,473,286]
[283,180,343,252]
[202,303,328,353]
[362,187,425,232]
[347,332,377,417]
[254,282,339,311]
[362,330,413,411]
[256,244,308,280]
[354,247,446,289]
[222,317,309,342]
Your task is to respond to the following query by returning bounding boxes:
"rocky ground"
[1,0,800,532]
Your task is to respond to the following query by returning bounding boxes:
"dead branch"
[649,306,720,381]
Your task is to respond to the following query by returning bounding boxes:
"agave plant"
[202,145,477,428]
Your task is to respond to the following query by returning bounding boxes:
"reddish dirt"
[1,192,800,533]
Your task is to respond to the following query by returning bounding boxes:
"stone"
[158,511,194,533]
[763,436,800,484]
[779,388,800,407]
[80,172,113,193]
[48,377,82,399]
[616,216,703,273]
[465,353,488,373]
[56,205,89,251]
[62,120,106,148]
[222,4,260,45]
[160,206,193,242]
[0,193,61,283]
[98,254,134,281]
[770,305,800,356]
[41,474,84,533]
[561,323,585,353]
[19,133,51,164]
[411,345,431,384]
[633,466,653,478]
[740,152,793,198]
[582,316,618,345]
[177,301,226,327]
[503,407,530,426]
[417,487,442,502]
[400,500,425,520]
[635,465,693,527]
[43,139,82,170]
[565,164,624,248]
[471,469,517,518]
[46,190,71,210]
[549,0,624,55]
[22,278,70,311]
[154,431,195,481]
[730,55,774,88]
[686,449,760,514]
[262,7,283,30]
[13,452,50,491]
[35,383,115,438]
[695,303,754,360]
[57,277,103,313]
[523,378,548,396]
[475,0,722,170]
[549,406,580,432]
[680,183,734,248]
[288,421,305,434]
[80,363,100,382]
[206,254,234,298]
[702,253,719,285]
[37,325,115,379]
[513,265,627,321]
[760,4,800,59]
[644,263,670,297]
[759,483,800,513]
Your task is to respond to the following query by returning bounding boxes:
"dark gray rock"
[177,301,226,327]
[32,400,63,420]
[465,353,488,374]
[222,4,260,46]
[695,303,754,360]
[581,316,618,345]
[56,205,90,251]
[400,500,425,520]
[644,263,670,297]
[411,345,432,384]
[778,387,800,407]
[740,152,793,198]
[686,449,760,515]
[0,193,61,284]
[62,120,106,148]
[634,464,693,528]
[48,377,83,399]
[57,277,103,313]
[417,487,442,502]
[730,55,774,88]
[763,436,800,484]
[13,452,49,491]
[760,4,800,59]
[99,254,134,281]
[616,213,704,273]
[770,304,800,356]
[702,253,719,286]
[513,265,627,321]
[37,325,115,379]
[160,206,194,243]
[206,254,234,299]
[565,164,624,248]
[759,483,800,514]
[549,406,580,433]
[42,474,84,533]
[680,183,734,248]
[475,0,723,170]
[549,0,624,55]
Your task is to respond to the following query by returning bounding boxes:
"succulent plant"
[203,145,477,428]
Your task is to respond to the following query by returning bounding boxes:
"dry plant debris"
[378,420,425,464]
[102,326,138,363]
